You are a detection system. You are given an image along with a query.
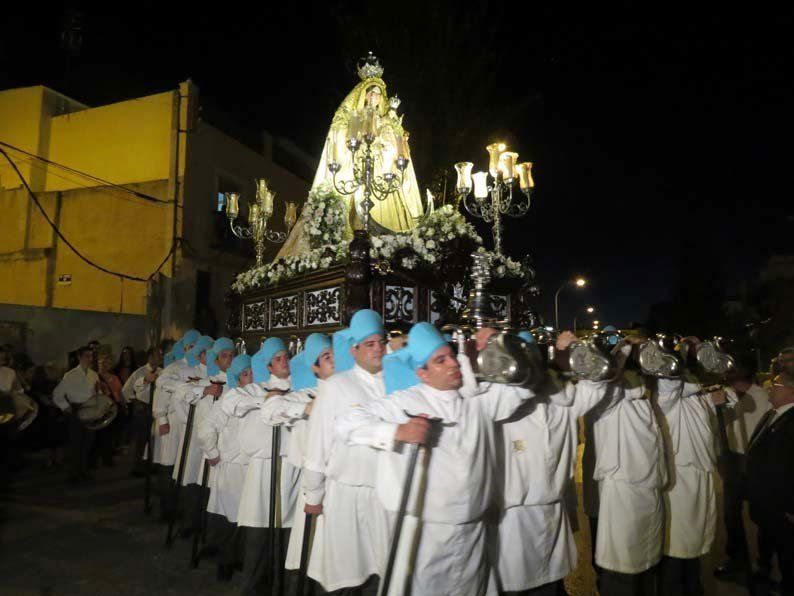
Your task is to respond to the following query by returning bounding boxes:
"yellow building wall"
[0,87,45,190]
[0,88,179,316]
[45,91,174,190]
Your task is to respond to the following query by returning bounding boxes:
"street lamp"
[574,305,596,333]
[593,320,600,331]
[554,277,587,330]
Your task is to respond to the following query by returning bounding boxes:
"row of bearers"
[129,313,731,596]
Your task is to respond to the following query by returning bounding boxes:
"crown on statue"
[357,52,384,80]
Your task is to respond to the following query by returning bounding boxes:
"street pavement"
[0,447,754,596]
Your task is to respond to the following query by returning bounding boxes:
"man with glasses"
[744,348,794,596]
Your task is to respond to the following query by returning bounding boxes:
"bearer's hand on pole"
[208,456,220,467]
[145,371,158,383]
[158,423,170,436]
[555,331,577,352]
[395,414,431,445]
[203,383,223,398]
[304,503,323,515]
[475,328,498,351]
[710,389,727,406]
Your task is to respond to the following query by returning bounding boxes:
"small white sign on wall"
[57,274,72,285]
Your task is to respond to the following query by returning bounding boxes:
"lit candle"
[486,142,506,177]
[454,162,474,192]
[326,137,338,164]
[472,171,489,199]
[498,152,518,180]
[248,202,260,225]
[284,202,298,230]
[382,146,397,173]
[347,110,362,140]
[364,107,378,138]
[254,178,268,201]
[398,132,411,159]
[262,190,275,217]
[515,162,535,190]
[225,192,239,219]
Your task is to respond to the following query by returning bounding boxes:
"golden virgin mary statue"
[276,53,425,259]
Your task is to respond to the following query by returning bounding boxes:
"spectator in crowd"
[93,355,125,467]
[114,347,137,385]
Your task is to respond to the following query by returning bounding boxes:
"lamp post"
[554,277,587,330]
[573,306,596,333]
[225,178,297,267]
[453,142,534,255]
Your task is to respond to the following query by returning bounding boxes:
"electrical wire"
[1,147,177,283]
[0,140,173,204]
[15,158,181,209]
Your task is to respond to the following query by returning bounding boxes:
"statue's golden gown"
[276,76,424,259]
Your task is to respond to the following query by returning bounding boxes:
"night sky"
[3,3,792,329]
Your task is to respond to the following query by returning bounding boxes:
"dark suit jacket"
[745,405,794,525]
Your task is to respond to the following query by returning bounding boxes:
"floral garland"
[369,205,481,269]
[232,204,523,293]
[476,247,524,279]
[303,184,347,249]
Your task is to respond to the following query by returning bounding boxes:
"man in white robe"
[583,367,667,596]
[492,331,613,596]
[259,334,335,581]
[302,309,390,594]
[337,323,535,596]
[197,352,250,582]
[152,329,200,519]
[656,370,720,596]
[122,347,162,477]
[169,336,224,537]
[223,336,293,596]
[713,367,771,576]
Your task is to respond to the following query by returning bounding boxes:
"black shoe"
[216,564,234,582]
[714,561,739,578]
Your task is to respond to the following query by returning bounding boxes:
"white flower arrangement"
[232,203,524,293]
[303,184,346,250]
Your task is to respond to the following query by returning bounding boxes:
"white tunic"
[151,358,191,465]
[197,373,248,523]
[126,364,163,461]
[259,384,318,570]
[302,365,389,591]
[170,366,223,486]
[223,376,298,529]
[583,376,666,573]
[493,376,610,592]
[657,377,718,559]
[337,369,532,596]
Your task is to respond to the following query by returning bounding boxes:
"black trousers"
[658,556,702,596]
[756,518,794,595]
[600,567,658,596]
[503,579,566,596]
[720,452,748,563]
[241,527,292,596]
[66,413,95,479]
[130,401,152,474]
[207,513,243,568]
[158,465,175,520]
[177,484,207,533]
